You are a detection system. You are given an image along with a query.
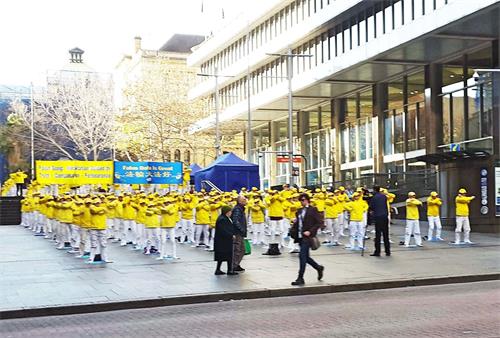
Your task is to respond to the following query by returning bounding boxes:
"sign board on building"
[276,156,302,163]
[495,167,500,217]
[450,143,461,152]
[480,168,488,215]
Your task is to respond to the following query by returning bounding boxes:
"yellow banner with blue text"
[36,160,114,185]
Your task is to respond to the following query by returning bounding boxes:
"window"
[184,150,190,164]
[174,149,181,161]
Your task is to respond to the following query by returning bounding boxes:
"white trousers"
[195,224,209,245]
[159,228,177,258]
[349,221,364,248]
[427,216,442,239]
[252,223,265,245]
[455,216,471,242]
[404,219,422,246]
[327,218,341,243]
[79,228,91,254]
[337,213,345,235]
[90,229,108,261]
[181,219,194,243]
[269,219,282,244]
[144,227,160,252]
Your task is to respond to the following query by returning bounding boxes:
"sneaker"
[291,278,305,286]
[214,270,226,275]
[227,271,239,276]
[436,237,444,241]
[464,240,472,244]
[289,248,299,253]
[234,266,245,272]
[103,260,114,263]
[417,244,423,247]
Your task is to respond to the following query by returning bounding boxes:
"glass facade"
[441,46,494,152]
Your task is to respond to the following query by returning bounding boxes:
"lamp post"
[30,82,35,180]
[197,68,234,158]
[267,48,312,186]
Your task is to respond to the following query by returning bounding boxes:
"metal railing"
[201,180,223,193]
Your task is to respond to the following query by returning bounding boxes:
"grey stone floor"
[0,223,499,312]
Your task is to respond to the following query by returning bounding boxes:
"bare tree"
[117,58,229,164]
[12,75,115,160]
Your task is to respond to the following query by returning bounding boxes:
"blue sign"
[450,143,461,152]
[114,161,183,184]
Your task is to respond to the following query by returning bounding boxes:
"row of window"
[207,0,452,114]
[200,0,336,80]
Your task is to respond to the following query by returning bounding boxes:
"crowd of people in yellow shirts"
[19,179,476,264]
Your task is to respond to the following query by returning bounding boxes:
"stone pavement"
[1,281,499,338]
[0,223,499,318]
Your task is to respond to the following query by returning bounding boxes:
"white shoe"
[454,241,461,244]
[404,244,410,248]
[436,237,444,241]
[464,240,472,244]
[416,244,423,247]
[103,260,114,263]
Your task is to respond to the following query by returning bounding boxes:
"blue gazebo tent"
[189,163,202,184]
[194,153,259,192]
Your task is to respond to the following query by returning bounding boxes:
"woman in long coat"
[214,206,237,275]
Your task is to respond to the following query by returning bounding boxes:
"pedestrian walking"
[214,206,237,275]
[368,186,390,256]
[231,195,248,272]
[290,193,324,286]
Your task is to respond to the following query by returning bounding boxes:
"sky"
[0,0,254,86]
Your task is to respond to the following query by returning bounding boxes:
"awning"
[416,151,490,165]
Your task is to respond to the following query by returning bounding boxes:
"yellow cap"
[408,192,416,197]
[458,188,467,194]
[430,191,438,197]
[339,186,345,191]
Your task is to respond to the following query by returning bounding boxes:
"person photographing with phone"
[290,193,324,286]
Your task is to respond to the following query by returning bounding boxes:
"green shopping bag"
[244,239,252,255]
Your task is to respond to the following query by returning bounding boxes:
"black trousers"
[216,257,233,272]
[298,238,320,279]
[374,216,390,255]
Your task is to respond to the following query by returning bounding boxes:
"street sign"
[450,143,461,152]
[277,156,301,163]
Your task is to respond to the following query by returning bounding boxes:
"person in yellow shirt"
[134,199,148,251]
[159,198,179,259]
[114,195,126,246]
[427,191,443,241]
[249,194,266,245]
[336,186,349,236]
[405,192,423,247]
[105,195,118,241]
[77,198,93,258]
[265,190,285,250]
[180,195,196,244]
[57,195,74,250]
[69,198,84,255]
[344,192,368,249]
[13,169,28,196]
[122,194,137,246]
[324,192,341,246]
[195,196,211,247]
[382,188,396,243]
[88,198,112,263]
[143,202,161,255]
[455,188,475,244]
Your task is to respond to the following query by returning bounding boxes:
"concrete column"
[373,83,388,174]
[424,63,443,153]
[270,121,278,186]
[332,99,343,182]
[298,111,308,186]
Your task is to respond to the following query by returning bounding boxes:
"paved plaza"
[0,223,499,317]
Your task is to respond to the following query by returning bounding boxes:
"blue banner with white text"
[113,161,183,184]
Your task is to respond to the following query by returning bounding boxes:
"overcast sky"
[0,0,258,86]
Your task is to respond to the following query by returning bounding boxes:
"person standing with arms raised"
[369,186,391,257]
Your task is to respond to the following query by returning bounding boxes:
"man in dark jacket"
[231,195,248,272]
[369,185,390,256]
[290,193,324,286]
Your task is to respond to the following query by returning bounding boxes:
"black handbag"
[309,236,321,250]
